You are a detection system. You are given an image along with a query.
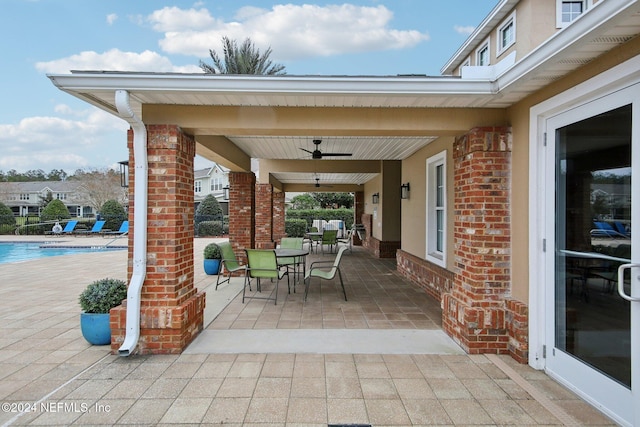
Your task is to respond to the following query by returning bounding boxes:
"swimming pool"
[0,242,126,264]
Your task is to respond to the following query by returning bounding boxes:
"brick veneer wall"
[442,126,521,356]
[228,172,255,258]
[397,250,454,301]
[273,191,286,243]
[353,192,364,246]
[255,183,275,249]
[110,125,205,354]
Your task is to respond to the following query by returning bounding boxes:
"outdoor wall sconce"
[400,183,410,199]
[222,185,230,201]
[118,160,129,188]
[372,193,380,204]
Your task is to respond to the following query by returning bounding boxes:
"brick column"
[255,183,274,249]
[228,172,255,257]
[111,125,205,354]
[273,191,286,243]
[442,127,514,355]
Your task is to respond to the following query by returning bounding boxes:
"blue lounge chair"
[591,221,629,238]
[45,220,78,236]
[76,220,106,236]
[103,221,128,236]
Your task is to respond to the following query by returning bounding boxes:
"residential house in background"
[194,164,230,214]
[0,181,94,217]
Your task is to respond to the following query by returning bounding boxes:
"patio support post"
[111,125,205,354]
[255,183,275,249]
[353,191,364,246]
[442,126,527,361]
[273,190,286,243]
[228,172,255,256]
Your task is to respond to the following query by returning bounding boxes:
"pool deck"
[0,234,617,426]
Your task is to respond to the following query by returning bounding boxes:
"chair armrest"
[309,260,335,269]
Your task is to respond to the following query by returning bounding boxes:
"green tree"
[290,194,320,210]
[199,36,286,75]
[312,193,354,209]
[39,190,54,208]
[195,194,223,236]
[0,201,16,232]
[100,199,126,231]
[40,199,71,223]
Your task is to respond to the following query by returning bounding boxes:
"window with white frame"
[556,0,588,28]
[20,193,29,201]
[497,12,515,55]
[426,151,446,267]
[194,180,202,193]
[56,193,67,200]
[476,40,490,66]
[211,177,223,191]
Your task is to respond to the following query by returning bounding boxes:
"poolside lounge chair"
[103,221,128,236]
[45,220,78,236]
[76,220,106,236]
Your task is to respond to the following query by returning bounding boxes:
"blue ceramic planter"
[80,312,112,345]
[204,259,221,275]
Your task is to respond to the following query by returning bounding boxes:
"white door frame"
[529,54,640,425]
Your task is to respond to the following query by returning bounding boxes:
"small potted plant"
[79,278,127,345]
[203,243,222,275]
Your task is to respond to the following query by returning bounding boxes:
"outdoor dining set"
[214,225,355,305]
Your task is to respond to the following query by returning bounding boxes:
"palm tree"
[199,36,286,75]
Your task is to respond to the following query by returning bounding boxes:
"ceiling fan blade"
[300,148,314,154]
[319,153,353,157]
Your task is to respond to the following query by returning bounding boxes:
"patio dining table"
[275,248,309,291]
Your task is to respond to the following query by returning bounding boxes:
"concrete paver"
[0,235,618,426]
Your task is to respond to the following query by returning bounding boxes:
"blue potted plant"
[203,243,222,275]
[78,278,127,345]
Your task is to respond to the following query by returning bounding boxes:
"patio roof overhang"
[47,0,640,190]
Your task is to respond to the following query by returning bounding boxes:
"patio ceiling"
[48,0,640,190]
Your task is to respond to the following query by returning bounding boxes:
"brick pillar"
[353,191,364,246]
[442,126,514,355]
[255,183,274,249]
[228,172,255,257]
[111,125,205,354]
[273,191,286,243]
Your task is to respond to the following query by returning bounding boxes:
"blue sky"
[1,0,497,174]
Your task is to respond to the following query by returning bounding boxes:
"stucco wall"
[400,136,455,263]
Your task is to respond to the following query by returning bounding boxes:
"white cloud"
[150,4,429,60]
[0,107,130,172]
[106,13,118,25]
[35,48,201,73]
[454,25,475,35]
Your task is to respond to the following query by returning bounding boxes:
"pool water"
[0,242,126,264]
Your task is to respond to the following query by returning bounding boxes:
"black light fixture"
[401,183,410,199]
[222,185,230,201]
[372,193,380,204]
[118,160,129,188]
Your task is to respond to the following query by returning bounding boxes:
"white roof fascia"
[495,0,640,92]
[440,0,517,75]
[48,73,494,100]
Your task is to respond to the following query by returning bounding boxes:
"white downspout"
[114,90,147,357]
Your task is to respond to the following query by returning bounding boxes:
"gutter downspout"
[114,90,147,357]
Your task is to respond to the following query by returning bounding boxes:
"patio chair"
[102,221,129,236]
[304,246,348,302]
[244,249,287,305]
[337,227,354,253]
[277,237,304,293]
[215,241,246,290]
[75,220,106,236]
[45,220,78,236]
[304,226,322,253]
[319,229,338,254]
